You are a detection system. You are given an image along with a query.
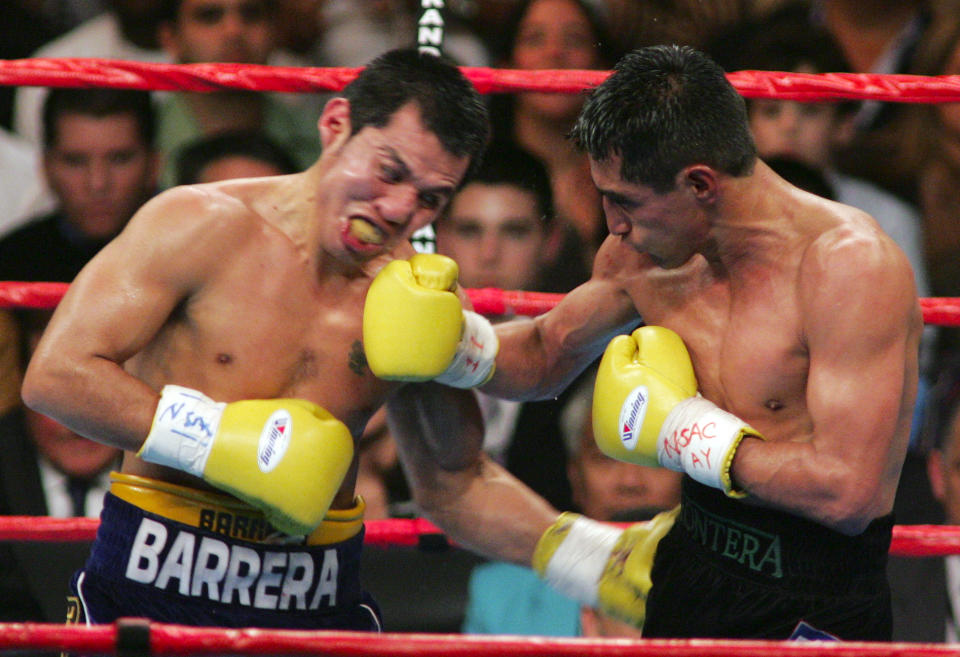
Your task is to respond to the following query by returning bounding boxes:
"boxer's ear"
[319,97,352,153]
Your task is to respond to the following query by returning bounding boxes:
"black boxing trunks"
[66,473,381,631]
[642,477,893,640]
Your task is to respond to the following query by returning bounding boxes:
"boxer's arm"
[22,187,251,451]
[386,382,557,563]
[731,232,921,535]
[483,240,643,402]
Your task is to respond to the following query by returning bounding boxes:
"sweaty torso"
[605,188,917,454]
[631,251,812,444]
[121,179,395,507]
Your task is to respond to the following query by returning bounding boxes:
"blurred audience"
[0,87,157,416]
[819,0,937,198]
[487,0,618,269]
[437,141,587,511]
[154,0,319,188]
[816,0,931,130]
[462,364,682,636]
[0,309,120,622]
[0,88,157,282]
[842,13,960,368]
[886,359,960,642]
[319,0,489,68]
[13,0,169,147]
[0,126,45,239]
[0,3,59,131]
[579,605,645,639]
[174,129,299,184]
[894,16,960,300]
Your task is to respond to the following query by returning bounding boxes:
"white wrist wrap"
[541,516,623,606]
[138,385,225,477]
[656,396,752,495]
[435,310,498,388]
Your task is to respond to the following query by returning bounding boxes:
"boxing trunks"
[67,473,381,631]
[642,477,893,640]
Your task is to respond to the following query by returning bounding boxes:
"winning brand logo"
[618,386,648,450]
[258,410,292,472]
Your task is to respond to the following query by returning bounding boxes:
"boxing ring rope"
[3,281,960,326]
[2,60,959,654]
[0,515,958,558]
[4,58,960,102]
[1,620,958,657]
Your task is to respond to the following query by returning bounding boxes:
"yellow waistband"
[109,472,364,546]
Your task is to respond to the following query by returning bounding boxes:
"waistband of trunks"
[677,477,892,581]
[109,472,364,545]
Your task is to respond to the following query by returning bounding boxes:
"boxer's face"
[318,100,469,261]
[591,154,708,269]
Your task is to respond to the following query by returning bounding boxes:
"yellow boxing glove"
[532,507,679,629]
[138,385,353,536]
[363,253,497,387]
[593,326,761,497]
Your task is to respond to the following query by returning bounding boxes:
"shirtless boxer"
[20,48,493,630]
[369,45,922,639]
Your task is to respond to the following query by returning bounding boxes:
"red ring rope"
[0,620,957,656]
[0,516,956,557]
[2,282,959,326]
[0,60,956,653]
[2,58,960,102]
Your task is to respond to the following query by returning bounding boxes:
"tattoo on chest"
[349,340,368,376]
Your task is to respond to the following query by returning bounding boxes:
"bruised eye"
[381,165,403,183]
[418,191,441,210]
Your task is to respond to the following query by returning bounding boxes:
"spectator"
[893,15,960,299]
[886,359,960,642]
[0,87,157,282]
[849,13,960,372]
[174,129,299,185]
[0,87,157,421]
[0,2,58,131]
[0,126,46,239]
[462,364,682,636]
[317,0,490,68]
[488,0,619,267]
[154,0,319,188]
[818,0,936,196]
[436,141,587,510]
[0,309,121,622]
[13,0,169,146]
[579,606,644,638]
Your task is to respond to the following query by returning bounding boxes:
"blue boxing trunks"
[642,477,893,640]
[67,473,381,631]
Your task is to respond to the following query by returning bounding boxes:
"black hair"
[175,130,300,185]
[42,87,155,149]
[570,44,756,192]
[713,2,859,119]
[459,140,555,224]
[341,48,490,181]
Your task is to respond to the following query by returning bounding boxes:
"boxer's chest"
[634,266,809,428]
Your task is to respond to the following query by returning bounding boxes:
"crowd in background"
[1,0,960,642]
